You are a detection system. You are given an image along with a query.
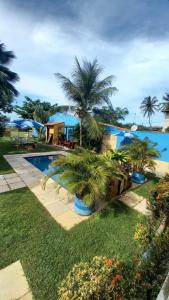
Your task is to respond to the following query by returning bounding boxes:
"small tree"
[123,138,160,173]
[44,148,125,206]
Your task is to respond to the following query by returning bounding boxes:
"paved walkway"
[4,152,89,230]
[0,173,26,193]
[119,190,149,215]
[0,261,32,300]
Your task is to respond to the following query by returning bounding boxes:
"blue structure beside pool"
[45,113,80,145]
[102,124,169,174]
[116,131,169,163]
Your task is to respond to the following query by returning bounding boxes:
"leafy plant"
[73,123,103,152]
[44,148,125,206]
[122,138,160,173]
[58,229,169,300]
[58,256,125,300]
[147,174,169,233]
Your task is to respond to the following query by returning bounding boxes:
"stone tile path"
[0,173,26,193]
[0,261,32,300]
[119,190,149,215]
[4,151,89,230]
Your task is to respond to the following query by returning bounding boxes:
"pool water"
[25,155,61,183]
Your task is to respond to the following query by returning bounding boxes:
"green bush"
[148,174,169,219]
[58,229,169,300]
[58,256,125,300]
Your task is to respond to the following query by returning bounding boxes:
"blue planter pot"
[74,194,94,216]
[131,172,145,184]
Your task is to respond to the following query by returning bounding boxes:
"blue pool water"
[25,155,61,182]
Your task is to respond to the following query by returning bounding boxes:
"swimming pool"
[25,155,61,182]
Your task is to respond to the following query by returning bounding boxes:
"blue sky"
[0,0,169,126]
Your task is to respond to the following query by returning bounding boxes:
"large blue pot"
[131,172,145,184]
[74,194,94,216]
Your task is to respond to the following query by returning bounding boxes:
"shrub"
[147,174,169,219]
[58,256,125,300]
[58,228,169,299]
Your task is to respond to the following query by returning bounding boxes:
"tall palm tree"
[0,43,19,113]
[160,93,169,111]
[140,96,159,128]
[55,57,117,146]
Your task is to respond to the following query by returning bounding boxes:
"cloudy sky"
[0,0,169,125]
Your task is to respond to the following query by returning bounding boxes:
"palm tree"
[43,148,125,206]
[140,96,159,128]
[0,43,19,113]
[123,138,160,173]
[160,93,169,111]
[55,57,117,146]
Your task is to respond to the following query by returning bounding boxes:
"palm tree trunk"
[148,115,151,128]
[80,119,82,147]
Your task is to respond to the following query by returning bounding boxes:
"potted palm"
[104,149,132,194]
[123,138,160,184]
[43,148,125,215]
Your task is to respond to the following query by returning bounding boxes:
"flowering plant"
[58,256,125,300]
[147,174,169,219]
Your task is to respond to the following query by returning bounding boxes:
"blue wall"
[49,113,80,127]
[116,131,169,163]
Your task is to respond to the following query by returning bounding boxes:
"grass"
[132,175,159,199]
[0,188,141,300]
[0,137,61,175]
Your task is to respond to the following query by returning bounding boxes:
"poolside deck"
[3,151,89,230]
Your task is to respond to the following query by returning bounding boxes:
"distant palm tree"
[160,93,169,111]
[55,57,117,146]
[0,43,19,113]
[140,96,159,128]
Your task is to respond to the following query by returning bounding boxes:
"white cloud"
[0,1,168,126]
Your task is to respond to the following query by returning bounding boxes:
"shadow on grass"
[95,199,132,220]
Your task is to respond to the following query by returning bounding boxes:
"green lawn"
[132,176,159,199]
[0,188,140,300]
[0,137,60,174]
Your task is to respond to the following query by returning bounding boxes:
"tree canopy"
[15,97,73,124]
[160,93,169,111]
[55,57,117,145]
[93,105,129,125]
[0,43,19,113]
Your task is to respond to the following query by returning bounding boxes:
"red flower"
[115,274,122,281]
[111,279,116,287]
[105,259,113,266]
